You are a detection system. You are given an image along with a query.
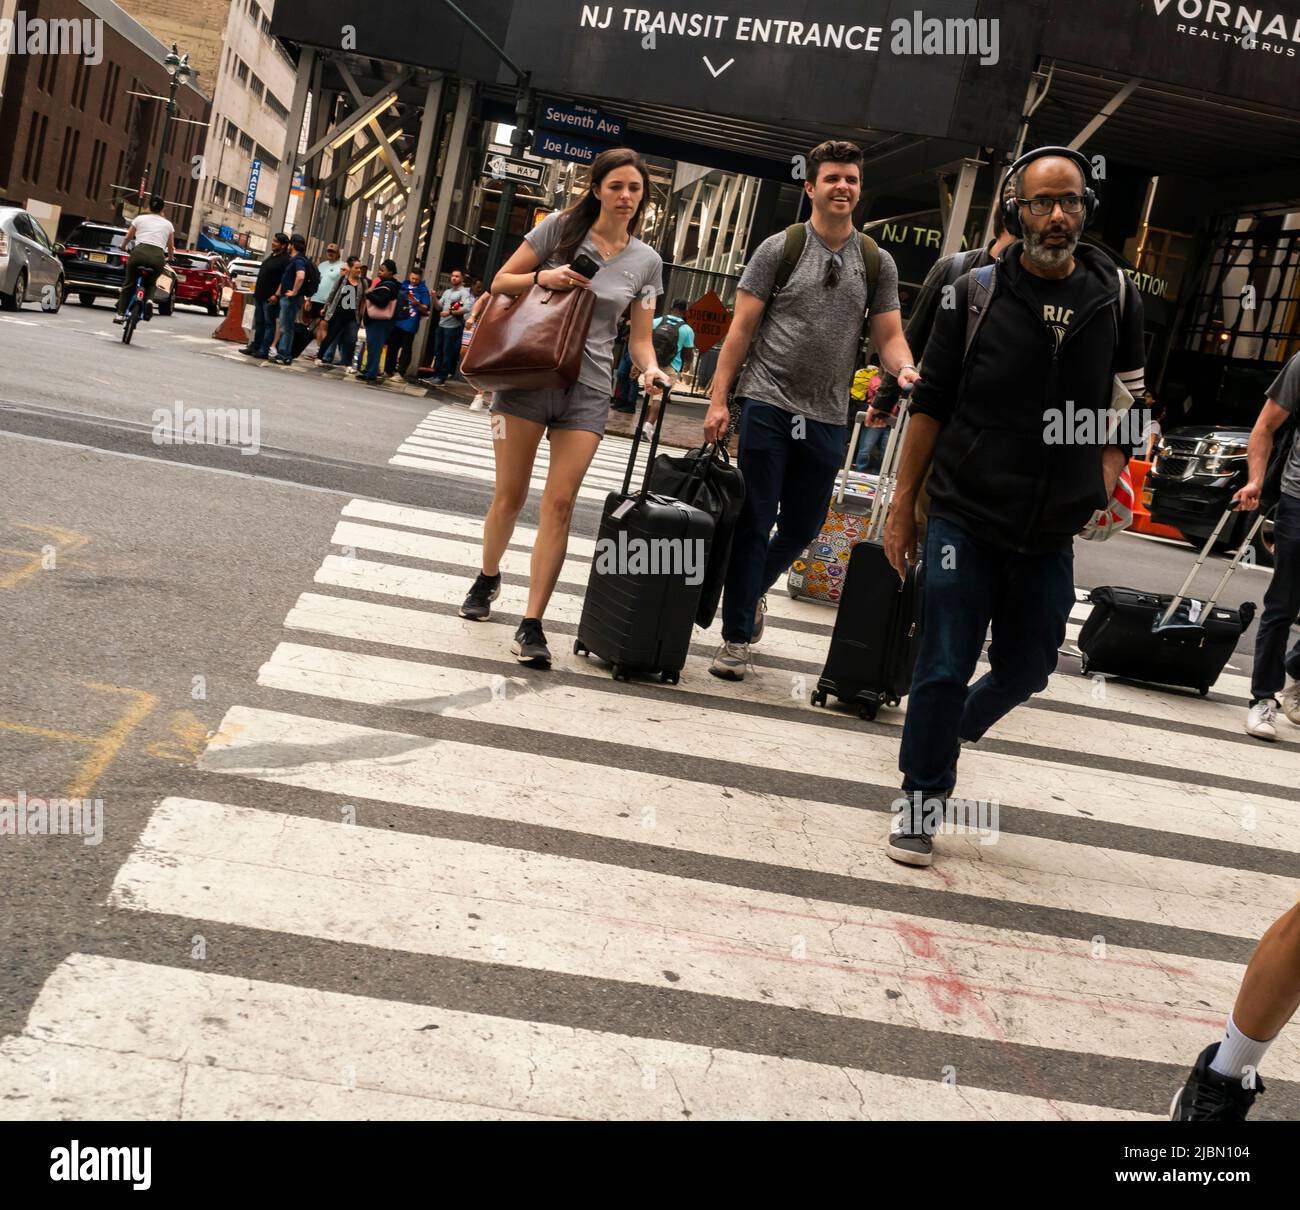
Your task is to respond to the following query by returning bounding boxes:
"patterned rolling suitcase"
[574,387,715,684]
[787,410,880,604]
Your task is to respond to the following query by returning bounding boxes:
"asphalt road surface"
[1,301,1296,1122]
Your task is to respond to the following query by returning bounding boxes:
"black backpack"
[393,285,411,321]
[652,315,684,365]
[302,258,321,298]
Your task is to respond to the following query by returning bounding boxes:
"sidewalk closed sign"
[243,159,261,217]
[685,291,731,354]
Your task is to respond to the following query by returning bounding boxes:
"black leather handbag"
[650,443,746,628]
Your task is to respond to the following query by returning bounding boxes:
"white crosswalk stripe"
[4,399,1295,1121]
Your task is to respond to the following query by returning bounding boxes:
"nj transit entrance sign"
[504,0,1033,147]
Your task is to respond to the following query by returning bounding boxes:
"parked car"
[1145,426,1274,565]
[0,206,65,311]
[226,256,263,295]
[170,250,233,315]
[60,222,131,308]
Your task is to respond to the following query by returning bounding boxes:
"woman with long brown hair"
[459,147,670,668]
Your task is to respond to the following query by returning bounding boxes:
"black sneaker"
[459,572,501,621]
[511,617,551,668]
[1170,1043,1264,1121]
[886,793,938,867]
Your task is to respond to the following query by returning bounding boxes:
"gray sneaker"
[459,572,501,620]
[709,641,750,681]
[752,595,767,645]
[1281,679,1300,725]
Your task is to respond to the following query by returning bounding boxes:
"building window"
[253,200,272,219]
[236,61,249,84]
[261,15,271,35]
[239,132,254,154]
[213,182,227,205]
[89,139,107,198]
[57,126,81,193]
[249,0,262,23]
[255,145,279,171]
[266,91,289,120]
[249,74,264,100]
[22,113,47,182]
[224,119,238,147]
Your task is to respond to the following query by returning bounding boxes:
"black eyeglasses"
[1018,194,1086,216]
[825,250,844,288]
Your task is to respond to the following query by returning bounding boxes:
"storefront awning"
[197,233,246,257]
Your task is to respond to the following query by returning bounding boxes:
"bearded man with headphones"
[882,146,1146,868]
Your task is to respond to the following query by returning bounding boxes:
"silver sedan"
[0,206,65,312]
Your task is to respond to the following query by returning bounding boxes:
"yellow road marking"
[0,523,90,589]
[66,684,159,799]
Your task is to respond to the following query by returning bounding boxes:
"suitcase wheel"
[1198,684,1210,698]
[611,664,631,682]
[1078,655,1090,677]
[573,640,588,657]
[810,689,827,708]
[660,671,679,686]
[859,702,878,721]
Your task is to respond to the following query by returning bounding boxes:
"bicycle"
[119,262,172,345]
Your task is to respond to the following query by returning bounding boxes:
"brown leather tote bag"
[460,283,596,393]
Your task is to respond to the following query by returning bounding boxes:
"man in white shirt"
[113,196,175,321]
[308,243,344,324]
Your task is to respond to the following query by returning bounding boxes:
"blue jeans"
[720,399,848,643]
[614,349,638,409]
[248,298,277,355]
[898,515,1075,797]
[361,318,395,379]
[433,324,463,380]
[275,295,301,360]
[1250,493,1300,701]
[853,422,889,472]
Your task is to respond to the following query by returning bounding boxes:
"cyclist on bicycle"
[113,195,174,324]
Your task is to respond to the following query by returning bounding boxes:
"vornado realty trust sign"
[1151,0,1300,56]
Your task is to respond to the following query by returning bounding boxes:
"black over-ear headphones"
[1000,145,1097,238]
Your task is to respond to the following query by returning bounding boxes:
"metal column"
[269,47,314,239]
[394,76,444,273]
[939,158,982,258]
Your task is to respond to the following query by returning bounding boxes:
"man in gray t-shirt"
[702,139,920,680]
[1239,350,1300,733]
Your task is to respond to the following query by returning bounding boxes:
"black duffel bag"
[650,443,745,628]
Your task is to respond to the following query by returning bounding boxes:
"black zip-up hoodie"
[910,241,1146,553]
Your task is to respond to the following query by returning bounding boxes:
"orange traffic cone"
[213,290,250,342]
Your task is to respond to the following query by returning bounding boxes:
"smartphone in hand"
[569,253,601,280]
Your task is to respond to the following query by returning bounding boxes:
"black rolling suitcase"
[1077,506,1263,696]
[574,387,715,684]
[811,391,922,720]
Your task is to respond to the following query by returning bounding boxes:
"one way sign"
[482,153,545,185]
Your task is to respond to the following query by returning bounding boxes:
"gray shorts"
[490,380,610,437]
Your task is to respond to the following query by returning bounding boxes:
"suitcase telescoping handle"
[622,381,673,498]
[1159,506,1269,628]
[835,410,868,506]
[866,382,914,541]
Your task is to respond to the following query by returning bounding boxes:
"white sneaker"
[1280,679,1300,725]
[1245,698,1280,741]
[709,641,750,681]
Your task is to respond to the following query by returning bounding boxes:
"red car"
[170,251,233,315]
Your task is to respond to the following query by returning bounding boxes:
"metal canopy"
[1029,62,1300,186]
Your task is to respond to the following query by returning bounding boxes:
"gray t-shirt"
[736,223,900,425]
[1268,352,1300,501]
[525,213,664,392]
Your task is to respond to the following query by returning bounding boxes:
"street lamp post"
[437,2,533,284]
[151,44,194,200]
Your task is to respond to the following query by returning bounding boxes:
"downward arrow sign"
[702,55,735,78]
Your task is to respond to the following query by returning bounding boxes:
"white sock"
[1209,1013,1273,1081]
